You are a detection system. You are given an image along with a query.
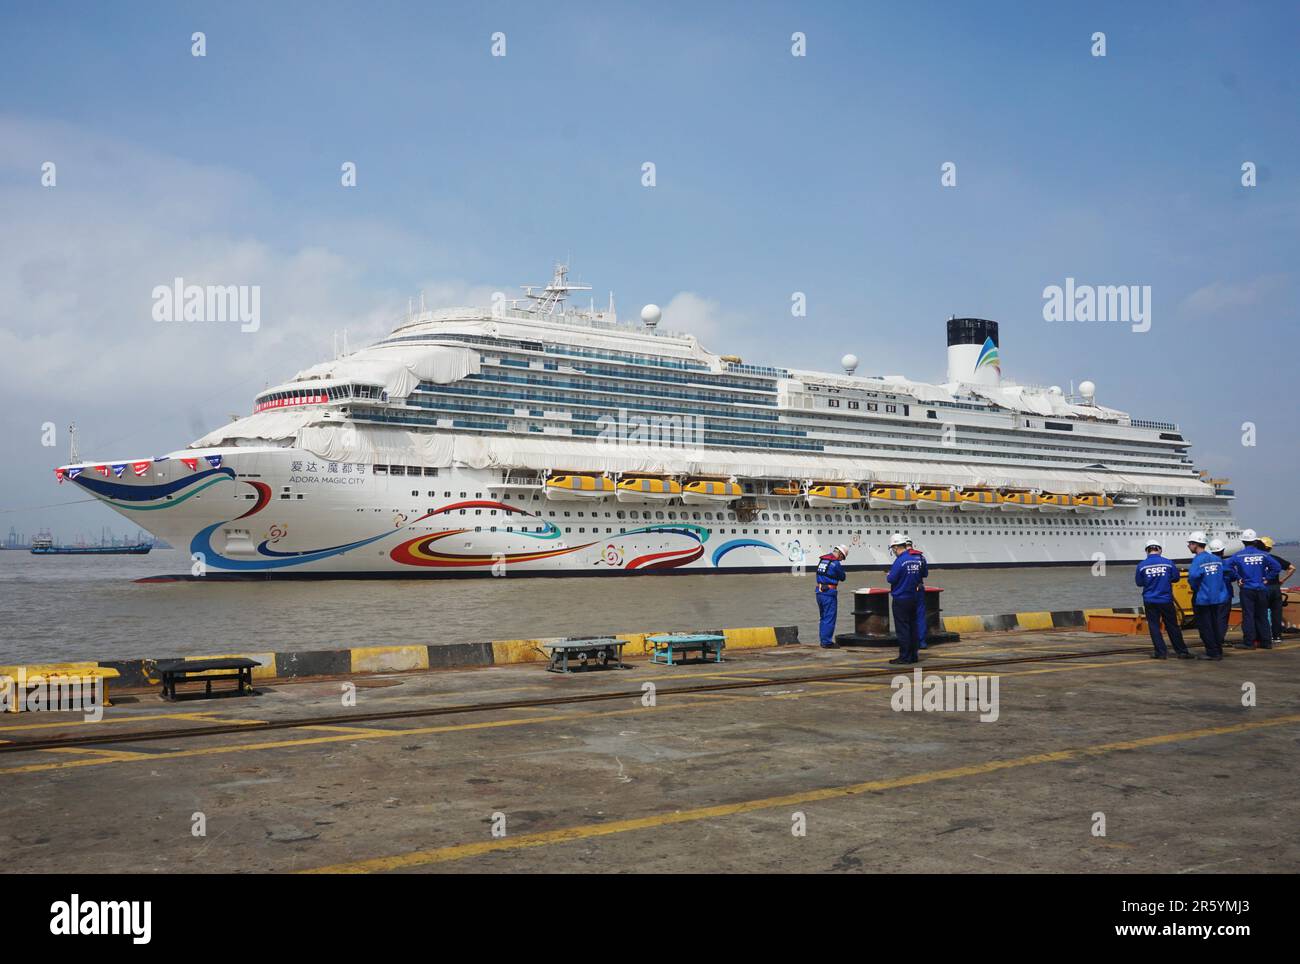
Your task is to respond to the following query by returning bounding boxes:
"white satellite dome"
[1078,380,1096,402]
[841,353,859,375]
[1048,385,1063,396]
[640,304,661,328]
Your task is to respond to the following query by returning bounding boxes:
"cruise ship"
[55,265,1241,577]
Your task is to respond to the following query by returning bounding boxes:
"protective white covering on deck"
[288,344,481,399]
[189,409,321,447]
[287,423,1212,497]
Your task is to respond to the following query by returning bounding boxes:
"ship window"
[373,465,388,475]
[411,490,418,496]
[849,401,859,410]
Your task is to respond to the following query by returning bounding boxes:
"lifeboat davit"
[682,479,743,504]
[806,484,863,508]
[616,476,682,503]
[545,474,615,501]
[869,485,915,509]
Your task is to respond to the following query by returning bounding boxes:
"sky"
[1,0,1297,543]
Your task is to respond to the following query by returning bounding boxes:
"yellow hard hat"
[1261,536,1275,550]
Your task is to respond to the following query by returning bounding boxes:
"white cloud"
[0,116,495,535]
[659,291,746,347]
[1179,274,1291,318]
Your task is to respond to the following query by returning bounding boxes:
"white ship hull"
[67,446,1239,576]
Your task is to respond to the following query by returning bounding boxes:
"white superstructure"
[57,265,1241,576]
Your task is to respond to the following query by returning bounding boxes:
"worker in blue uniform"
[1225,529,1281,649]
[1209,538,1235,644]
[1186,531,1227,660]
[1135,539,1192,659]
[886,534,928,665]
[1260,536,1294,644]
[814,544,849,649]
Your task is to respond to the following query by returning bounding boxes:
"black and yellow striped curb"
[14,611,1135,690]
[941,607,1141,635]
[74,626,803,688]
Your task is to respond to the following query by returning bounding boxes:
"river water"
[0,549,1147,663]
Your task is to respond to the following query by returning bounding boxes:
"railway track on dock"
[0,645,1150,755]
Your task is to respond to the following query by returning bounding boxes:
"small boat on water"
[30,537,153,555]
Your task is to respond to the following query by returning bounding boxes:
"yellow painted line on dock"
[43,747,149,761]
[300,711,1300,874]
[0,711,252,732]
[629,660,829,681]
[697,675,776,683]
[296,724,403,736]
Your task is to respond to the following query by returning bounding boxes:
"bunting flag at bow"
[54,468,65,484]
[131,461,151,477]
[205,454,223,469]
[67,467,83,480]
[111,463,127,478]
[95,465,110,476]
[180,457,198,471]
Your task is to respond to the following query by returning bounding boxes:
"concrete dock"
[1,627,1297,874]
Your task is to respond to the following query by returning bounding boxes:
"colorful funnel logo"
[975,336,1000,375]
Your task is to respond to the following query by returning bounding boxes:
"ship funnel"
[946,317,1000,386]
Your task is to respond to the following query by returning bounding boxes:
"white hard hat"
[1187,531,1207,545]
[889,533,909,548]
[1208,538,1226,553]
[1241,528,1257,542]
[835,544,849,556]
[1145,538,1162,551]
